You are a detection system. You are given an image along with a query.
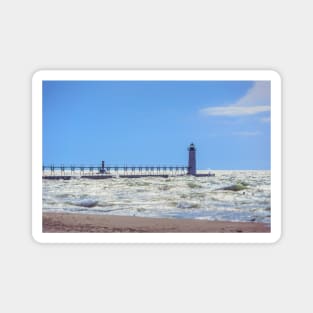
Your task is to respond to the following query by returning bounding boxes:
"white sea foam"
[42,170,271,223]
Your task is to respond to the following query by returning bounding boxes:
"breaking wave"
[67,199,99,208]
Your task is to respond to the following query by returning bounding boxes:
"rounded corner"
[268,69,282,84]
[32,70,45,84]
[32,230,44,244]
[269,229,282,244]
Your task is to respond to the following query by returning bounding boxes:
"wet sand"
[43,212,270,233]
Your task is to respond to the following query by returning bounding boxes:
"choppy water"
[42,170,271,223]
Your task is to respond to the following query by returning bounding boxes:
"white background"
[0,0,311,312]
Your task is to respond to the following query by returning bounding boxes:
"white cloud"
[201,81,271,117]
[235,81,270,107]
[260,117,271,123]
[232,131,261,136]
[202,105,270,116]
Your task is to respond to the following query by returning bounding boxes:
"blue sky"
[43,80,271,169]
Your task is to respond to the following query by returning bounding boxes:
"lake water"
[42,170,271,224]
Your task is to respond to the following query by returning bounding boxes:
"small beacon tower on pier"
[187,143,196,175]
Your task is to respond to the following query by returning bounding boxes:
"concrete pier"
[42,143,215,179]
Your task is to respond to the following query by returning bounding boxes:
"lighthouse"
[187,143,196,175]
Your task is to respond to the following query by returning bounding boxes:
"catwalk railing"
[42,164,190,177]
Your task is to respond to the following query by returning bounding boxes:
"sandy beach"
[43,212,270,233]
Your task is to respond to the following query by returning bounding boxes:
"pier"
[42,164,189,179]
[42,165,189,177]
[42,144,215,179]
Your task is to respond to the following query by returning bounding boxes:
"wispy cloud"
[232,131,261,136]
[260,117,271,123]
[200,81,270,117]
[202,105,270,116]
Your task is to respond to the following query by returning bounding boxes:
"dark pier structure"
[43,143,214,180]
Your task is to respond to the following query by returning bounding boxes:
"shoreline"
[43,212,270,233]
